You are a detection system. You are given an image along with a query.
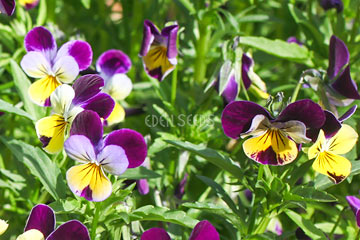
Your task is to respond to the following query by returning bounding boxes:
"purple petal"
[21,0,39,10]
[47,220,90,240]
[81,92,115,119]
[307,110,341,141]
[339,105,357,122]
[64,135,96,163]
[104,129,147,168]
[327,35,349,80]
[139,20,160,57]
[175,173,188,199]
[96,49,132,77]
[221,101,272,139]
[141,228,171,240]
[70,110,103,146]
[24,204,55,238]
[72,74,104,105]
[24,27,57,60]
[346,196,360,216]
[321,0,343,12]
[161,24,179,61]
[56,40,93,71]
[0,0,15,16]
[137,179,149,195]
[276,100,326,129]
[98,145,129,176]
[287,36,303,46]
[222,74,239,103]
[189,220,220,240]
[331,66,360,99]
[241,53,253,89]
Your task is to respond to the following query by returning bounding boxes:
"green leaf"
[0,138,67,200]
[286,186,337,202]
[36,0,47,26]
[284,209,327,240]
[0,99,34,120]
[119,167,161,180]
[166,140,243,179]
[130,205,198,228]
[81,0,91,9]
[49,198,83,213]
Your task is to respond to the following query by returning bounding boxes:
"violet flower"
[287,36,303,46]
[141,220,220,240]
[19,0,39,10]
[320,0,343,12]
[0,0,15,16]
[64,110,147,202]
[139,20,179,81]
[16,204,89,240]
[346,195,360,227]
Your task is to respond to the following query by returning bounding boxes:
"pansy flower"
[64,110,147,202]
[20,26,92,106]
[346,195,360,227]
[139,20,179,81]
[0,219,8,236]
[96,49,132,125]
[320,0,343,12]
[36,74,114,154]
[19,0,39,10]
[308,124,358,183]
[16,204,90,240]
[222,100,325,165]
[141,220,219,240]
[0,0,15,15]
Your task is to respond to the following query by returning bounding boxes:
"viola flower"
[137,179,149,195]
[139,20,179,81]
[0,0,15,15]
[308,124,358,183]
[0,219,8,235]
[346,195,360,227]
[16,204,90,240]
[222,100,325,165]
[36,74,114,154]
[19,0,39,10]
[320,0,343,12]
[64,110,147,202]
[287,36,303,46]
[96,49,132,125]
[20,26,92,106]
[141,220,219,240]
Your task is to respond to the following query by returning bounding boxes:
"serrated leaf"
[49,198,82,213]
[0,99,34,120]
[119,167,161,180]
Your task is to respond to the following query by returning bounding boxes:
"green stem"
[254,215,271,234]
[318,84,332,111]
[350,3,360,44]
[355,228,360,240]
[290,76,304,103]
[171,66,178,105]
[38,191,49,204]
[329,207,346,238]
[91,202,102,239]
[194,21,211,84]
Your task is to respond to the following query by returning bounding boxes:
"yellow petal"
[35,115,67,154]
[248,85,269,99]
[328,124,358,155]
[66,163,112,202]
[28,75,61,106]
[0,219,8,235]
[106,102,125,126]
[16,229,44,240]
[142,45,174,80]
[243,129,298,165]
[312,151,351,184]
[308,130,326,160]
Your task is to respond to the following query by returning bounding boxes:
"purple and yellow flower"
[36,74,114,154]
[20,26,92,106]
[346,195,360,227]
[96,49,132,125]
[320,0,343,12]
[308,124,358,183]
[139,20,179,81]
[19,0,39,10]
[222,100,325,165]
[0,0,15,16]
[64,110,147,202]
[16,204,89,240]
[141,220,219,240]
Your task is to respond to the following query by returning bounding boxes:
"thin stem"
[194,21,211,84]
[171,66,178,105]
[91,202,102,240]
[329,207,346,239]
[350,3,360,44]
[290,77,304,103]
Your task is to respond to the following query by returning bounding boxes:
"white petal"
[20,52,51,78]
[97,145,129,176]
[103,74,133,100]
[64,135,96,163]
[53,56,79,84]
[50,84,75,115]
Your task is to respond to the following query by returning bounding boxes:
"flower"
[36,74,114,154]
[16,204,90,240]
[0,219,8,235]
[20,26,92,106]
[320,0,343,12]
[137,179,149,195]
[0,0,15,16]
[19,0,39,10]
[141,220,219,240]
[139,20,179,81]
[96,49,132,125]
[222,100,325,165]
[346,195,360,227]
[308,124,358,183]
[287,36,303,46]
[64,110,147,201]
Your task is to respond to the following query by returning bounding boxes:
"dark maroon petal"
[189,220,220,240]
[320,0,343,12]
[72,74,104,105]
[104,129,147,168]
[137,179,149,195]
[96,49,132,77]
[70,110,103,146]
[57,40,93,71]
[139,20,160,57]
[331,66,360,99]
[276,100,325,129]
[0,0,15,16]
[221,101,272,139]
[22,0,39,10]
[81,93,115,119]
[24,204,55,238]
[222,74,238,103]
[47,220,90,240]
[241,53,253,89]
[322,111,341,138]
[339,105,357,122]
[327,35,349,80]
[24,27,57,56]
[162,24,179,60]
[141,228,171,240]
[287,36,303,46]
